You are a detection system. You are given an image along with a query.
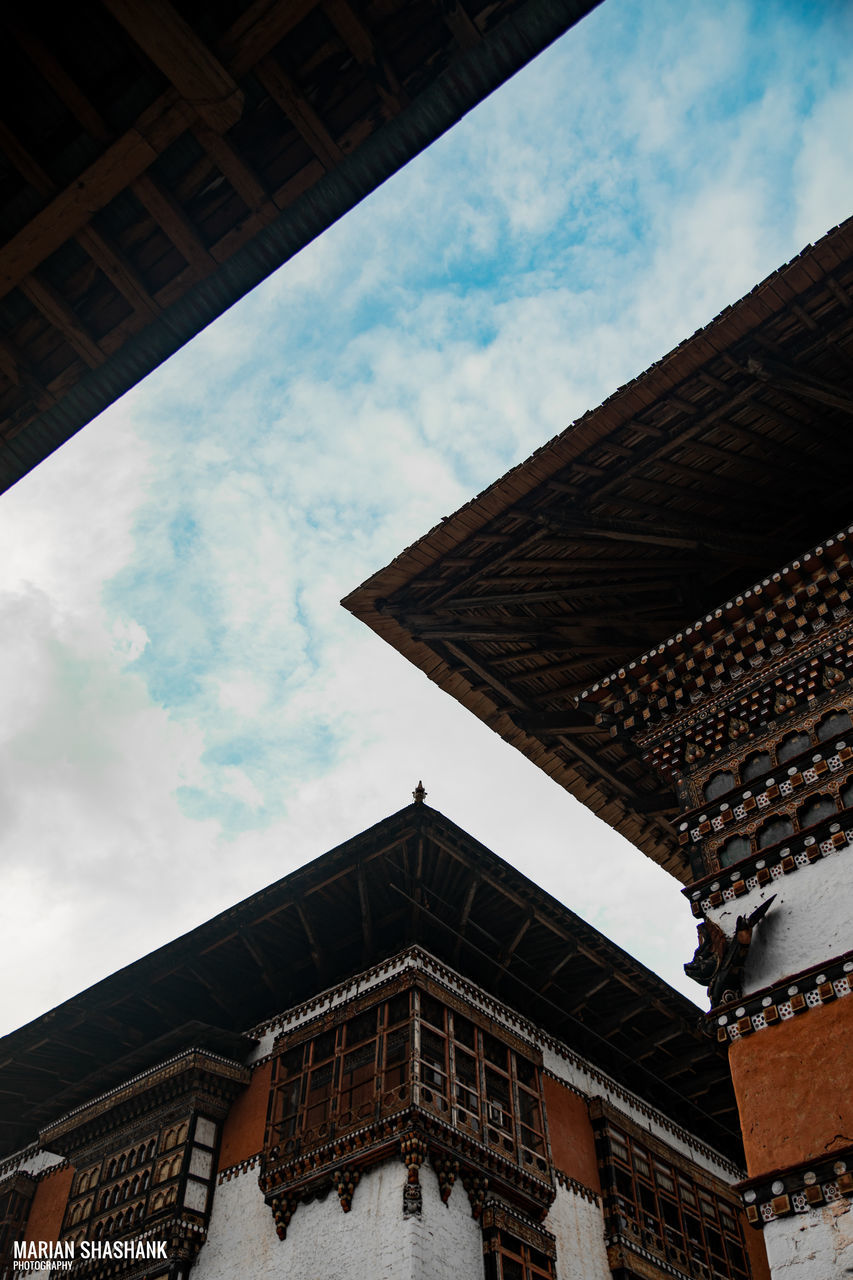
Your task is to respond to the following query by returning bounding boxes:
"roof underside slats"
[343,218,853,880]
[0,0,600,492]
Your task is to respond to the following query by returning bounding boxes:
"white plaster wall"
[545,1184,609,1280]
[0,1146,64,1180]
[705,844,853,997]
[193,1157,484,1280]
[763,1200,853,1278]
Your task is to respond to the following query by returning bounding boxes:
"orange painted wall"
[218,1060,272,1172]
[22,1166,75,1247]
[730,995,853,1177]
[542,1076,600,1194]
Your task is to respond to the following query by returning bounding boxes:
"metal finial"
[412,780,426,804]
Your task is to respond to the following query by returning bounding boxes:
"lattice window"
[417,993,547,1174]
[484,1231,555,1280]
[267,984,548,1176]
[270,991,412,1155]
[601,1125,750,1280]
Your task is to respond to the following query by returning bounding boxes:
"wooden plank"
[0,115,159,326]
[255,56,343,170]
[10,22,111,142]
[20,277,103,369]
[103,0,244,133]
[192,123,271,212]
[221,0,320,78]
[0,120,52,196]
[323,0,407,112]
[0,129,162,299]
[132,173,215,275]
[78,228,159,322]
[436,0,482,50]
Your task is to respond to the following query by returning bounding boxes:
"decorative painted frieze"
[739,1144,853,1227]
[712,951,853,1043]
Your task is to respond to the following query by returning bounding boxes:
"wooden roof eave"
[342,219,853,880]
[344,218,853,609]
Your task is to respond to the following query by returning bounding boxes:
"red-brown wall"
[218,1060,272,1172]
[542,1076,600,1193]
[21,1165,75,1248]
[730,996,853,1177]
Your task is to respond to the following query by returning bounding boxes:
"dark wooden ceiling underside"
[0,0,599,493]
[344,218,853,880]
[0,804,739,1163]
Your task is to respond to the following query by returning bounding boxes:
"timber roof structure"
[343,217,853,881]
[0,803,741,1163]
[0,0,599,494]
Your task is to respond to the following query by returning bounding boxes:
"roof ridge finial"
[412,780,427,805]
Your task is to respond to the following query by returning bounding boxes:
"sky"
[1,0,853,1037]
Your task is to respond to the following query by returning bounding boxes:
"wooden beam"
[132,172,215,276]
[295,902,326,975]
[103,0,245,133]
[442,640,529,710]
[11,22,111,142]
[568,972,613,1010]
[533,510,778,560]
[0,95,187,300]
[0,334,52,411]
[0,120,53,196]
[647,452,791,510]
[497,915,532,969]
[539,947,578,995]
[0,108,159,325]
[633,1023,687,1061]
[19,277,103,368]
[77,228,159,322]
[439,578,683,610]
[589,996,647,1038]
[255,57,343,170]
[434,0,481,49]
[747,355,853,416]
[220,0,320,78]
[357,861,374,959]
[239,929,280,999]
[514,708,600,734]
[192,122,272,214]
[675,433,794,485]
[185,964,241,1021]
[630,791,679,815]
[581,383,757,508]
[453,873,480,964]
[323,0,407,112]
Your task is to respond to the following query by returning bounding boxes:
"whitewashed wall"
[195,1156,484,1280]
[545,1184,610,1280]
[704,844,853,997]
[763,1200,853,1278]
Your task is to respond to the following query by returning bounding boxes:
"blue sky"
[1,0,852,1034]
